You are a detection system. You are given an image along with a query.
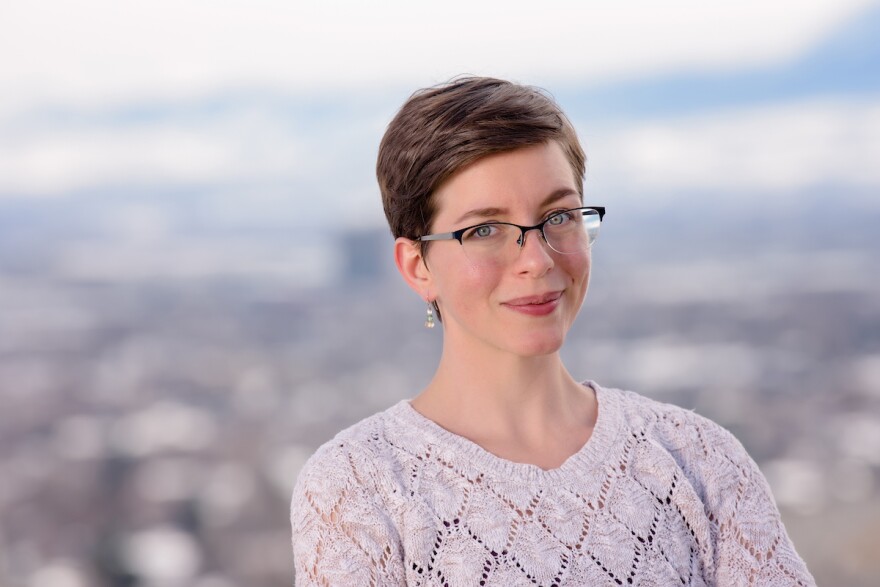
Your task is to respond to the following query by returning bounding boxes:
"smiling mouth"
[504,291,563,306]
[501,291,563,317]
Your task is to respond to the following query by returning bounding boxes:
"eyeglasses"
[417,206,605,266]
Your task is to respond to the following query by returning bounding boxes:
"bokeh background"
[1,1,879,585]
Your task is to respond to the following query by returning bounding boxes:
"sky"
[1,0,874,104]
[0,0,878,215]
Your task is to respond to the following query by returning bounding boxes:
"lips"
[501,291,564,316]
[503,291,563,306]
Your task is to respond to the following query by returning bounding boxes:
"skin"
[394,141,598,470]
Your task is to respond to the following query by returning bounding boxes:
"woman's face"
[423,141,591,358]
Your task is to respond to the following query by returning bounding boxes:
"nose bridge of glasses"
[515,224,549,249]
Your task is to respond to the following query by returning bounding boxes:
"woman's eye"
[475,225,495,238]
[547,211,572,226]
[464,224,498,240]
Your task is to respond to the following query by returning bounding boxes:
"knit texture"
[291,383,815,586]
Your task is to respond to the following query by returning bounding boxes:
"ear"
[394,237,433,299]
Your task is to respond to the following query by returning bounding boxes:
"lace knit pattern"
[291,383,815,586]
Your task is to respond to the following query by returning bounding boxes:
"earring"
[424,302,435,329]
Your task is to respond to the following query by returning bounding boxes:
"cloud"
[0,111,313,194]
[0,0,874,112]
[591,97,880,194]
[1,1,877,200]
[2,96,879,200]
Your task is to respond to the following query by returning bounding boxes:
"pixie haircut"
[377,76,586,242]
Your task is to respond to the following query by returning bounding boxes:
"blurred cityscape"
[0,192,878,587]
[2,3,880,585]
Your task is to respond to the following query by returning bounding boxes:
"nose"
[513,227,554,274]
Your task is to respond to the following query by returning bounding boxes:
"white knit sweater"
[291,383,815,586]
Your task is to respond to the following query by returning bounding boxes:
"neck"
[411,333,596,467]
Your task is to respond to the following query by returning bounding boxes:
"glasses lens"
[459,222,518,266]
[544,208,601,254]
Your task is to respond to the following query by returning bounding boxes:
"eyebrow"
[452,188,580,225]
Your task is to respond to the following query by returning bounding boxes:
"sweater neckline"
[389,381,622,483]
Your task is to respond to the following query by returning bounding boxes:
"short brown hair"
[377,76,586,240]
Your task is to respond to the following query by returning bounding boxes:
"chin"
[510,331,567,357]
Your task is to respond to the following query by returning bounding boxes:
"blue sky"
[0,0,878,226]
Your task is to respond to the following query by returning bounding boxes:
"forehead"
[431,142,580,225]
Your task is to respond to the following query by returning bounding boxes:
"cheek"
[432,256,494,310]
[453,264,496,304]
[561,251,591,284]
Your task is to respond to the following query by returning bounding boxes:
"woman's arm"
[696,423,816,586]
[290,444,407,586]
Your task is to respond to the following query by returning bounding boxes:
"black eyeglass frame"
[416,206,606,247]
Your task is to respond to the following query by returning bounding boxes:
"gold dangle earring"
[424,301,435,329]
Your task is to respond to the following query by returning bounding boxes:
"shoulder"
[594,384,814,583]
[290,403,409,549]
[293,403,404,500]
[597,385,792,539]
[290,399,436,516]
[595,384,757,499]
[599,383,747,456]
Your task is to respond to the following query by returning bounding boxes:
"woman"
[291,77,815,586]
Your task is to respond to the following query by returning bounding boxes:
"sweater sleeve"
[696,422,816,586]
[290,443,406,587]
